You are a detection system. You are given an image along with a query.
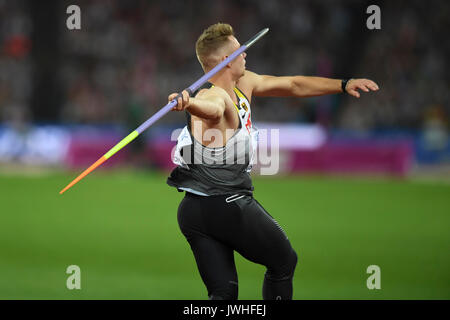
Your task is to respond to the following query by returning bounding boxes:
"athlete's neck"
[209,72,238,100]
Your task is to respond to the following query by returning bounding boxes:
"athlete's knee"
[289,249,298,271]
[266,249,298,281]
[208,281,238,300]
[283,248,298,278]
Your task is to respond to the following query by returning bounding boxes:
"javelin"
[59,28,269,194]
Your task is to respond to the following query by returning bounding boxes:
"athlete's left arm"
[245,70,379,98]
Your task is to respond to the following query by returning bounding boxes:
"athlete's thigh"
[177,194,238,294]
[231,196,294,267]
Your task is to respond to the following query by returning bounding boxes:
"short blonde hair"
[195,23,234,71]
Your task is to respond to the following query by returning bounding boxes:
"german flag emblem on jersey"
[240,101,248,112]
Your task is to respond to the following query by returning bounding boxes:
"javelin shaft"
[59,28,269,194]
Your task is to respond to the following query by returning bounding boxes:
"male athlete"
[166,23,379,300]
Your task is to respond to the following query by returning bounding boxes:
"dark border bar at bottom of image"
[0,300,448,318]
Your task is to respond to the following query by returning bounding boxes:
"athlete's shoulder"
[195,85,234,111]
[236,70,260,100]
[240,70,262,84]
[196,85,228,99]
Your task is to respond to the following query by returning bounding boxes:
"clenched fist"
[169,90,191,111]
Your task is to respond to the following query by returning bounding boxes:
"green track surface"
[0,170,449,299]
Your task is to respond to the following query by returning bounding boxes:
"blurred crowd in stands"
[0,0,448,134]
[0,0,33,127]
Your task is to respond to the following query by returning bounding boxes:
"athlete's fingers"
[169,93,179,111]
[169,93,181,110]
[349,80,367,92]
[367,80,379,91]
[367,84,377,91]
[359,79,379,91]
[169,91,187,111]
[359,83,370,92]
[348,88,360,98]
[362,80,376,91]
[182,90,189,108]
[168,93,178,101]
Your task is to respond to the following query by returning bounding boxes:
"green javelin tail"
[104,130,139,159]
[59,130,140,194]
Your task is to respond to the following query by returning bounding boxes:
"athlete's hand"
[169,90,191,111]
[345,79,379,98]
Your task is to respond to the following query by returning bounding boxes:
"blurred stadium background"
[0,0,448,299]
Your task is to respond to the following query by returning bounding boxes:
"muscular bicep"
[195,88,227,107]
[188,88,227,122]
[246,70,295,97]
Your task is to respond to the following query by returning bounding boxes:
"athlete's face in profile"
[224,36,246,78]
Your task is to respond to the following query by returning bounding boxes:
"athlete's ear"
[223,55,232,68]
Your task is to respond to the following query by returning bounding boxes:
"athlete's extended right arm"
[168,89,225,122]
